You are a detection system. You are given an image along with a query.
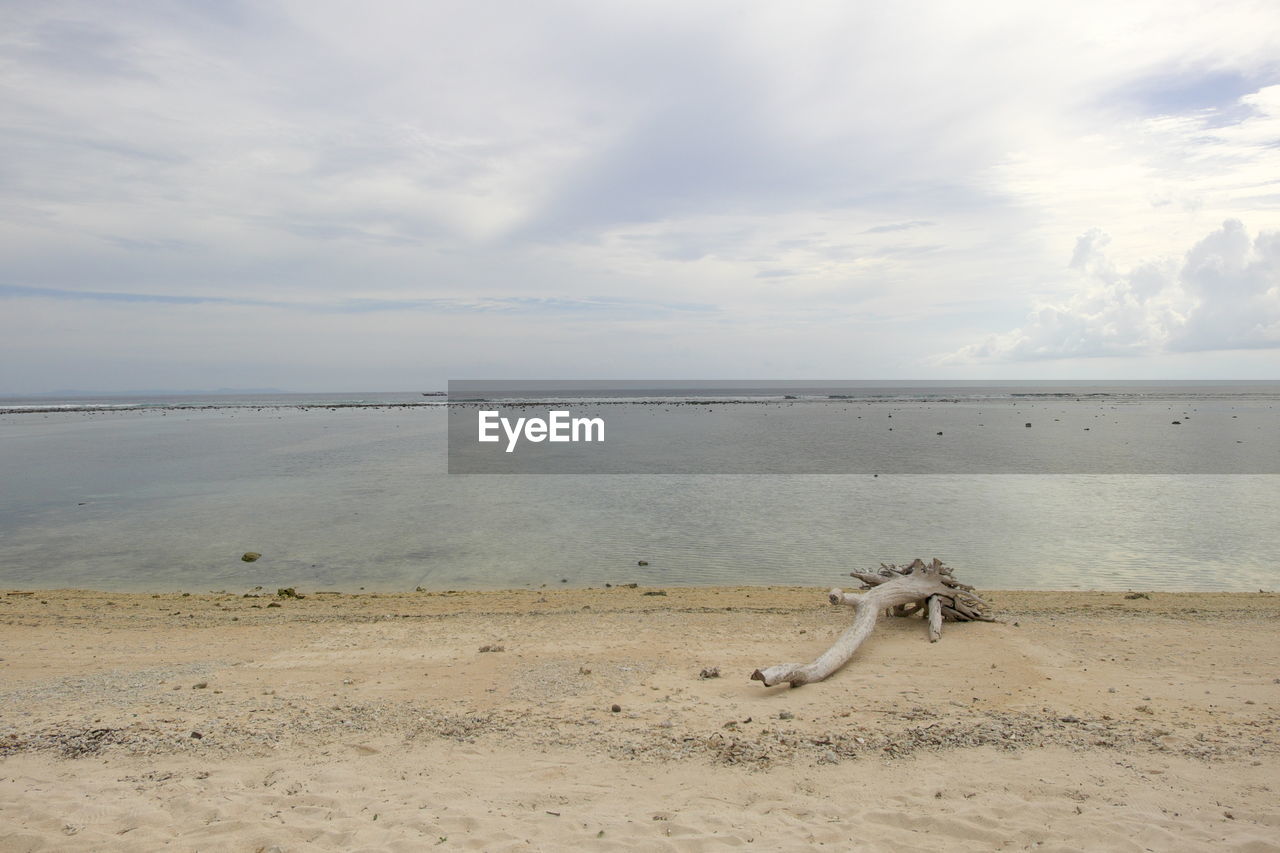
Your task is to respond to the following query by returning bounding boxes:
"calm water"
[1,384,1277,592]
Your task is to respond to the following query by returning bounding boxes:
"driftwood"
[751,558,993,688]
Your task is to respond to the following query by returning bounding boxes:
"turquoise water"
[2,388,1278,592]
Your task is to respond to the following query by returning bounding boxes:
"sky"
[2,0,1279,393]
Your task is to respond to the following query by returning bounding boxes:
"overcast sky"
[2,0,1278,392]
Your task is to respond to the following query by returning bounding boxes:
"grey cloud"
[274,221,425,247]
[103,236,198,252]
[618,226,758,262]
[0,283,716,318]
[869,244,943,258]
[835,185,991,218]
[521,105,804,239]
[862,220,934,234]
[19,17,154,80]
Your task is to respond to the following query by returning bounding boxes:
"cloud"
[862,221,934,234]
[3,1,1280,389]
[949,219,1280,361]
[1106,68,1271,116]
[1175,220,1280,350]
[0,283,715,317]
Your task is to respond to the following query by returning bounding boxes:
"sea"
[1,382,1277,593]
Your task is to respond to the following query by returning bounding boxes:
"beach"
[1,587,1277,851]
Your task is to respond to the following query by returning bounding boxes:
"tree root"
[751,559,992,687]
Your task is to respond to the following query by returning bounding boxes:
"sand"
[1,585,1277,851]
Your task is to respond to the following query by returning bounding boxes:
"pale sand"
[1,586,1277,851]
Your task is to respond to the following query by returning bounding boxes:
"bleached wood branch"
[750,559,992,688]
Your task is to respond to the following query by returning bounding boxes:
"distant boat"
[421,391,447,397]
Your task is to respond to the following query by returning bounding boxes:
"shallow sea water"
[1,397,1277,592]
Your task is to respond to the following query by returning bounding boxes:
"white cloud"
[986,83,1280,263]
[950,219,1280,361]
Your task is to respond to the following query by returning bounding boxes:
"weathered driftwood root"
[750,558,992,688]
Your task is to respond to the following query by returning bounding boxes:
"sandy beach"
[1,586,1277,851]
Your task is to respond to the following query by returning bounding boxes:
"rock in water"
[241,552,261,562]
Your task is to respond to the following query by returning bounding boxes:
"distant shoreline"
[4,379,1279,414]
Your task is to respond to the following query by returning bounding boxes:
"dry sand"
[1,585,1277,851]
